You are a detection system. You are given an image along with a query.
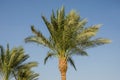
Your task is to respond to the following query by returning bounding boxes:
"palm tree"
[0,44,39,80]
[25,7,111,80]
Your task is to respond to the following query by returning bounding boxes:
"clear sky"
[0,0,120,80]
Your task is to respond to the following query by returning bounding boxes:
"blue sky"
[0,0,120,80]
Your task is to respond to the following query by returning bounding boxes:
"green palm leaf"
[44,52,56,64]
[67,57,77,70]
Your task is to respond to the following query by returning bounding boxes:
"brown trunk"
[59,57,68,80]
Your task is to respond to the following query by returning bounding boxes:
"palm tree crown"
[0,44,39,80]
[25,6,111,80]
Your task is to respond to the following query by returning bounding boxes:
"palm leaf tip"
[25,37,31,43]
[68,57,77,71]
[95,24,102,28]
[44,53,54,64]
[98,38,111,44]
[28,62,38,68]
[24,37,28,43]
[31,25,41,37]
[105,39,111,43]
[31,25,36,33]
[24,36,34,43]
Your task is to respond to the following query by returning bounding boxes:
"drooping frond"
[67,57,77,70]
[69,47,88,56]
[44,52,56,64]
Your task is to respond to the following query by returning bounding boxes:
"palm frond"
[0,45,4,54]
[57,6,65,28]
[51,11,58,31]
[9,48,19,67]
[14,55,30,69]
[67,57,77,70]
[25,26,52,48]
[69,47,88,56]
[0,45,5,63]
[0,44,39,80]
[77,19,87,29]
[5,44,10,65]
[29,72,39,80]
[77,24,101,42]
[9,47,29,68]
[17,69,39,80]
[81,38,111,49]
[42,16,55,35]
[25,36,50,48]
[44,52,55,64]
[42,15,58,47]
[17,62,38,70]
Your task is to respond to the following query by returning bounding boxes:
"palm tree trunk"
[59,57,68,80]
